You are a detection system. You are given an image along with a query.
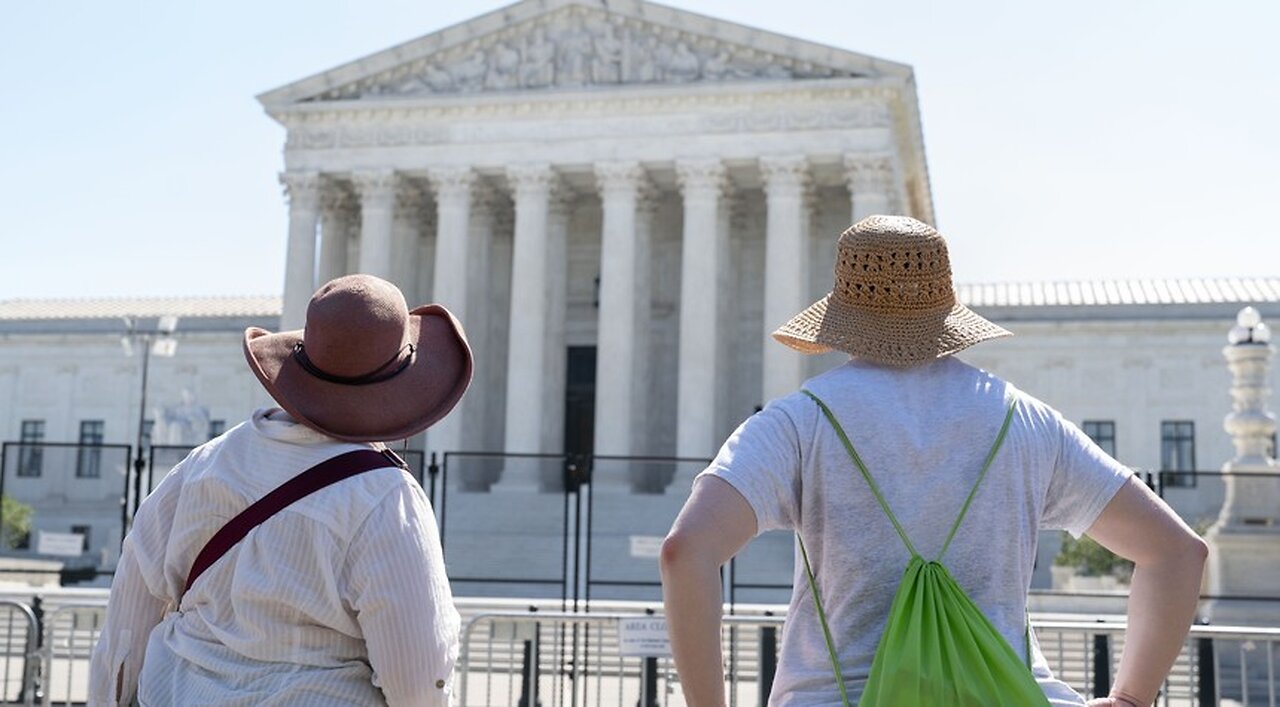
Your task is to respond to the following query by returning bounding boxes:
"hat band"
[292,342,416,386]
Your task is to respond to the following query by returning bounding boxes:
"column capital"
[548,183,576,217]
[279,171,322,208]
[320,179,357,216]
[759,155,811,196]
[352,169,399,209]
[427,166,476,201]
[507,163,558,199]
[675,159,729,200]
[395,180,427,213]
[594,161,648,200]
[843,152,895,194]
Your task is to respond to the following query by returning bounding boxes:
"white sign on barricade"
[617,616,671,657]
[629,535,664,559]
[37,531,84,557]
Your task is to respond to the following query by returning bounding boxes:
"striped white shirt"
[88,408,458,706]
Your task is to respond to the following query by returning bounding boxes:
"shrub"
[1053,532,1134,580]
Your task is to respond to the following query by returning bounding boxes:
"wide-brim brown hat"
[244,274,473,442]
[773,215,1011,367]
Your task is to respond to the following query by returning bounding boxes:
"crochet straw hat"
[773,215,1010,366]
[244,274,473,442]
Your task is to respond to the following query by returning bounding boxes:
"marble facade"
[261,0,932,486]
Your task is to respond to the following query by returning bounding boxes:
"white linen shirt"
[88,408,459,706]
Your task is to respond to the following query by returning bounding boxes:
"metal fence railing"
[458,610,1280,707]
[0,597,1271,706]
[0,600,38,706]
[40,603,105,707]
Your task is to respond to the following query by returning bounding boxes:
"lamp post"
[122,315,178,532]
[1204,305,1278,627]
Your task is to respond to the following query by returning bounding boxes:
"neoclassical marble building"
[259,0,933,485]
[3,1,1277,593]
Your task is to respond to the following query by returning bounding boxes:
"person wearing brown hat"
[89,274,472,707]
[661,216,1206,706]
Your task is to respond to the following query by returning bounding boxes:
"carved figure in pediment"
[629,33,660,82]
[702,50,731,80]
[650,38,673,82]
[590,23,623,84]
[521,28,556,88]
[666,42,701,83]
[391,75,427,95]
[451,50,487,92]
[486,42,521,91]
[422,63,455,92]
[556,27,592,87]
[763,63,792,79]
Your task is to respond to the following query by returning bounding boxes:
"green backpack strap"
[798,533,852,707]
[938,400,1017,561]
[800,390,920,559]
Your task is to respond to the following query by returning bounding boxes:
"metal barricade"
[457,610,781,707]
[11,600,1280,706]
[0,600,38,706]
[1033,620,1280,706]
[41,603,106,707]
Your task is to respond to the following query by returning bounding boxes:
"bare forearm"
[1113,551,1206,705]
[661,555,725,707]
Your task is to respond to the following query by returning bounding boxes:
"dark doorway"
[564,346,597,457]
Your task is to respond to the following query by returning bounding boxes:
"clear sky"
[2,0,1276,300]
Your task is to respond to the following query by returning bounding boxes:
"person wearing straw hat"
[89,274,472,707]
[660,216,1206,706]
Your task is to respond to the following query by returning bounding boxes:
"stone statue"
[666,42,701,83]
[486,42,521,91]
[154,390,211,447]
[521,28,556,88]
[451,50,488,92]
[702,50,732,80]
[557,27,592,86]
[590,23,623,84]
[423,63,454,93]
[629,32,660,82]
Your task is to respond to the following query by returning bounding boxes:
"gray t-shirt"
[700,357,1130,706]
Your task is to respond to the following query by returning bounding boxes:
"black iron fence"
[0,440,1277,612]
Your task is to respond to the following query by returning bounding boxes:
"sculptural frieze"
[309,9,862,102]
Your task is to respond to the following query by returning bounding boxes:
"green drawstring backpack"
[798,390,1050,707]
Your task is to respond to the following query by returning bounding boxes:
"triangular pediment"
[259,0,912,107]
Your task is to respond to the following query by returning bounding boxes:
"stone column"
[502,164,557,461]
[414,199,438,308]
[760,155,812,404]
[542,189,573,458]
[279,171,321,329]
[424,167,475,460]
[353,169,398,280]
[318,184,355,286]
[845,152,895,223]
[594,162,653,463]
[675,159,729,460]
[1205,307,1278,626]
[390,180,426,298]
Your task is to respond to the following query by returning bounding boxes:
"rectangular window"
[1082,420,1116,459]
[208,420,225,440]
[18,420,44,478]
[71,525,91,552]
[1160,420,1196,488]
[77,420,105,478]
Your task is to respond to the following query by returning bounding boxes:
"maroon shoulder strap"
[183,448,407,595]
